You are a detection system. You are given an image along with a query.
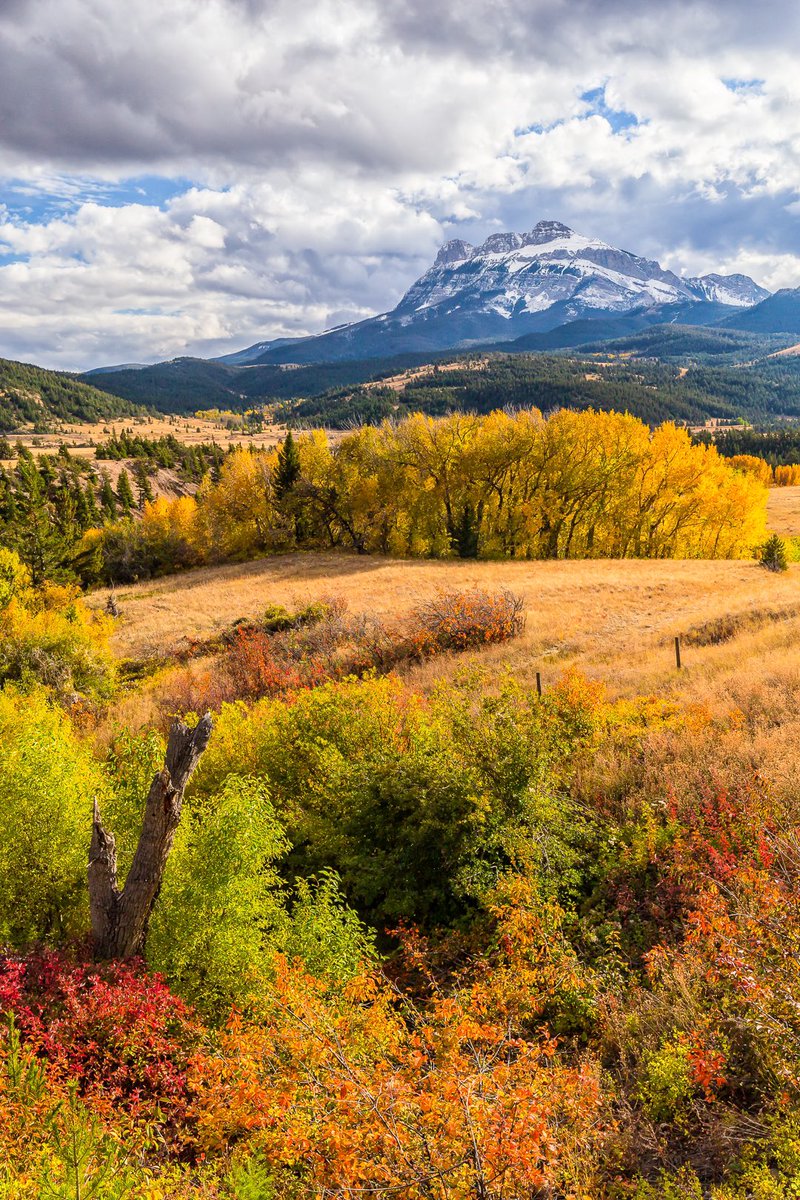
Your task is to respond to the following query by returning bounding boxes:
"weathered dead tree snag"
[88,712,213,960]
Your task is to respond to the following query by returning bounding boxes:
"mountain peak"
[435,221,581,267]
[523,219,575,245]
[434,239,475,266]
[475,231,521,254]
[227,221,774,367]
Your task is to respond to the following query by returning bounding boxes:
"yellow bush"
[0,549,115,699]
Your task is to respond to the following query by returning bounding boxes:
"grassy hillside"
[0,356,141,430]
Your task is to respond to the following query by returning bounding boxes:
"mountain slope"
[235,220,770,365]
[288,352,800,430]
[720,288,800,334]
[0,357,140,430]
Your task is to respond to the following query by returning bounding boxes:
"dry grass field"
[91,551,798,696]
[84,484,800,767]
[3,414,292,461]
[90,549,800,805]
[767,482,800,535]
[85,460,800,797]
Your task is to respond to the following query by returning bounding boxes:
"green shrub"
[760,533,789,572]
[147,775,288,1017]
[190,672,601,929]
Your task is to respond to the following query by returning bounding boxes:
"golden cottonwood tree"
[94,409,768,576]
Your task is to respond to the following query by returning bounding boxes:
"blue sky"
[0,0,799,371]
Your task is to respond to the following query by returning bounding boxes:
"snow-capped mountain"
[396,221,767,319]
[222,221,772,366]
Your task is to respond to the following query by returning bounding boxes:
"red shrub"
[0,949,204,1138]
[223,627,318,698]
[161,590,527,713]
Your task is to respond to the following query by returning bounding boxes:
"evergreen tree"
[133,460,154,507]
[99,473,118,520]
[84,482,101,525]
[274,431,301,498]
[9,458,70,584]
[452,502,480,559]
[274,432,308,543]
[74,485,91,531]
[116,468,135,513]
[760,533,789,572]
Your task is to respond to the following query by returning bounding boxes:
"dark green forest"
[287,353,800,428]
[82,353,449,414]
[0,357,140,430]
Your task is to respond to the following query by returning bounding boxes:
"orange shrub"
[190,887,605,1197]
[406,588,526,656]
[160,590,527,713]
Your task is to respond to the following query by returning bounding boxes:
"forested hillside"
[83,344,800,429]
[0,357,140,429]
[83,352,447,413]
[576,323,787,361]
[287,353,800,428]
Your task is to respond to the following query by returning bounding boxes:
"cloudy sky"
[2,0,800,371]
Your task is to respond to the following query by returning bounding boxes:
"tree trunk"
[88,713,213,960]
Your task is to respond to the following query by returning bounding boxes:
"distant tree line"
[696,425,800,466]
[94,428,226,482]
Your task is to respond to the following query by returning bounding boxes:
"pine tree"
[274,432,309,543]
[74,485,91,530]
[116,468,135,513]
[274,431,301,498]
[10,457,70,584]
[133,460,154,507]
[761,533,789,572]
[84,482,101,525]
[99,473,118,520]
[453,501,480,558]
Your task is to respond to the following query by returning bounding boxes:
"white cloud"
[0,0,799,368]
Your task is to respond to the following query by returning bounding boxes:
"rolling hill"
[0,356,140,430]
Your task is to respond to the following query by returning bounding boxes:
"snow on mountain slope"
[227,220,772,366]
[396,221,769,322]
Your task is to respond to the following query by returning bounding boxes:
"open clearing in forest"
[2,414,292,460]
[92,486,800,793]
[767,482,800,536]
[97,485,800,667]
